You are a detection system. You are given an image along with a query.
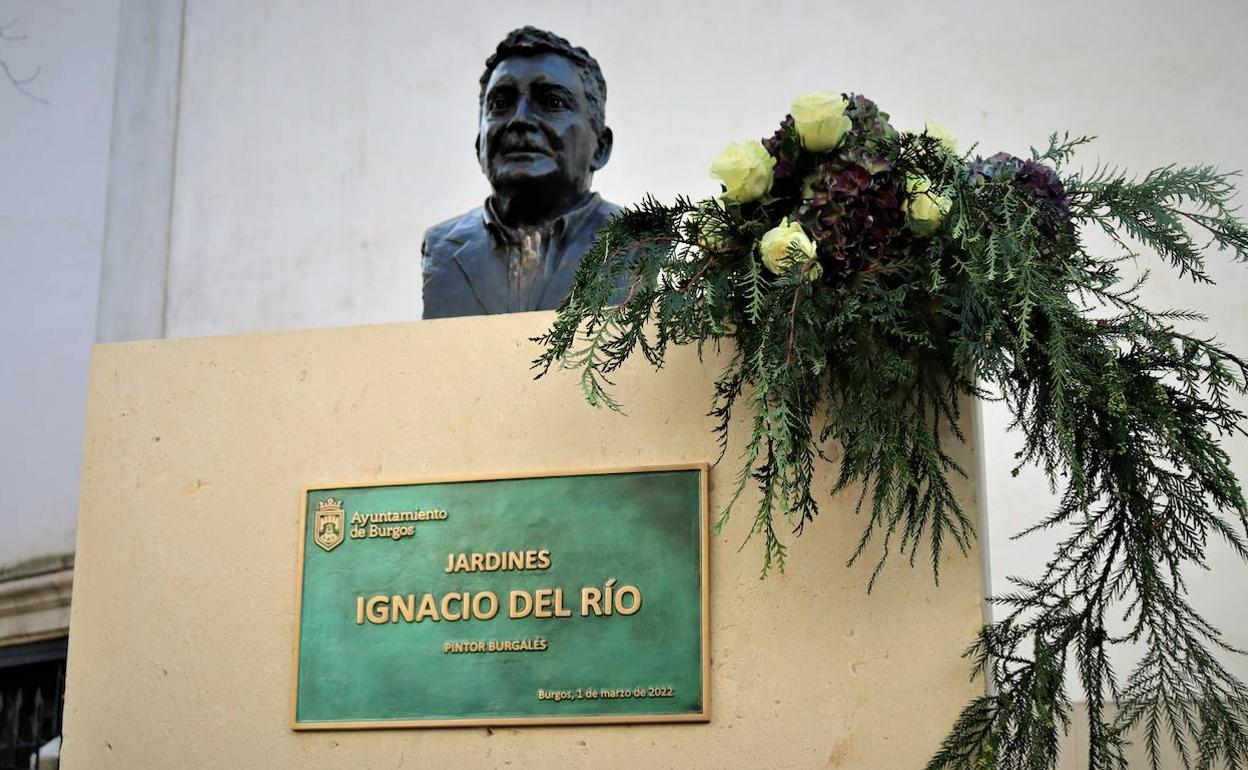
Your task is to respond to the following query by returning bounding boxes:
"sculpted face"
[477,52,611,204]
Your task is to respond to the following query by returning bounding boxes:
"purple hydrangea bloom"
[967,152,1023,186]
[1016,159,1072,220]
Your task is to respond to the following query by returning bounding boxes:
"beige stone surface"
[64,311,985,769]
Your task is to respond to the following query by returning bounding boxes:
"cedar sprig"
[534,109,1248,768]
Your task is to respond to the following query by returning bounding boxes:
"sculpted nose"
[508,95,538,128]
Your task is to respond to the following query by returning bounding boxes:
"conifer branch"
[535,98,1248,768]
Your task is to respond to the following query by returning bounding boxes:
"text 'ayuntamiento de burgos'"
[354,549,643,625]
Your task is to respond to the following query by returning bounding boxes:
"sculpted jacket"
[421,193,620,319]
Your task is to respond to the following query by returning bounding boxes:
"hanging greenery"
[534,91,1248,769]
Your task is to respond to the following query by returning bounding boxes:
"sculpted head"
[476,27,613,219]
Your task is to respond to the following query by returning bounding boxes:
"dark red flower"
[798,147,907,274]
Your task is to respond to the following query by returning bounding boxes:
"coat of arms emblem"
[313,497,345,552]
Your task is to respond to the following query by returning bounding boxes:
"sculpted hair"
[479,26,607,132]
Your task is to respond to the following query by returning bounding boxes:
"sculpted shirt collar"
[482,192,605,273]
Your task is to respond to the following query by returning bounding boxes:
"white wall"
[0,0,120,567]
[49,0,1248,692]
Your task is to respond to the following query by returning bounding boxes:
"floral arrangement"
[534,91,1248,769]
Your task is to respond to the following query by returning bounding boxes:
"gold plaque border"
[290,462,712,731]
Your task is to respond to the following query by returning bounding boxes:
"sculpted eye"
[487,93,513,113]
[544,93,571,110]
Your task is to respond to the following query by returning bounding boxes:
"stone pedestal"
[65,312,985,769]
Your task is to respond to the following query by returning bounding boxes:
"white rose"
[790,92,852,152]
[923,121,958,154]
[759,217,817,274]
[710,141,777,202]
[903,175,952,235]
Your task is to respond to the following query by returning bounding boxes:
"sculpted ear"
[591,127,614,172]
[475,132,485,170]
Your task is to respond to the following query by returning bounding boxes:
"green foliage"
[534,116,1248,768]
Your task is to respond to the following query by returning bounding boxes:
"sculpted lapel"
[539,232,588,310]
[538,201,617,309]
[446,217,508,315]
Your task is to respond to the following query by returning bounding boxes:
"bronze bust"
[421,27,619,319]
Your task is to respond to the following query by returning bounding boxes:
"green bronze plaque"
[293,465,709,729]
